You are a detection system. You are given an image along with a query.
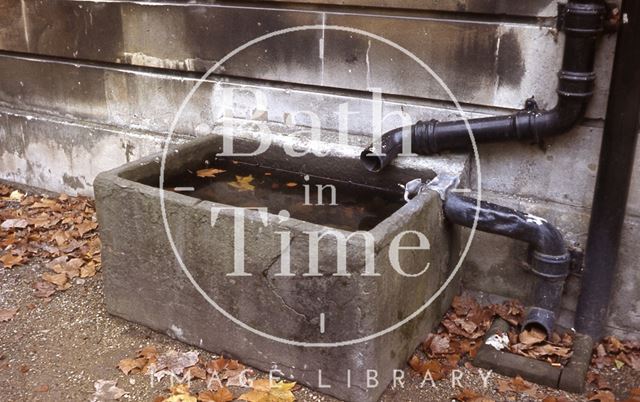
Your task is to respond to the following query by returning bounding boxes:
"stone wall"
[0,0,637,338]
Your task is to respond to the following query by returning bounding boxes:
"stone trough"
[94,128,468,402]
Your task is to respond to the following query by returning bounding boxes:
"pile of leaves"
[0,184,100,298]
[585,336,640,402]
[409,295,524,379]
[409,294,576,380]
[592,336,640,372]
[118,347,296,402]
[506,325,573,366]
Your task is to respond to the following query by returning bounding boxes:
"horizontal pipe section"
[361,0,606,172]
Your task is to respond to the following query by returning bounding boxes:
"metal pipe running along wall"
[442,194,570,336]
[575,0,640,340]
[360,0,607,172]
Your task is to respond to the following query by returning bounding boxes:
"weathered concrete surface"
[95,134,465,402]
[0,107,172,195]
[258,0,560,17]
[0,0,616,118]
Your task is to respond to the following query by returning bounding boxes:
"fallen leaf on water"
[0,253,23,269]
[91,380,126,401]
[239,379,296,402]
[1,218,29,230]
[228,175,255,192]
[0,307,18,322]
[198,387,233,402]
[197,168,227,178]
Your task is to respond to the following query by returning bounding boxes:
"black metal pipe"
[361,0,606,172]
[575,0,640,340]
[443,194,570,336]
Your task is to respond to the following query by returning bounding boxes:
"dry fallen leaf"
[454,388,495,402]
[0,253,23,269]
[588,390,616,402]
[33,281,56,298]
[408,355,445,380]
[34,384,49,393]
[239,379,296,402]
[1,218,29,230]
[198,387,233,402]
[42,272,68,288]
[197,168,227,178]
[228,175,255,192]
[118,358,147,375]
[0,307,18,322]
[80,261,97,278]
[163,384,197,402]
[429,334,451,355]
[76,220,98,237]
[91,380,126,401]
[519,327,547,345]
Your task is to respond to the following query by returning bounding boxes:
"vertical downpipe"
[574,0,640,339]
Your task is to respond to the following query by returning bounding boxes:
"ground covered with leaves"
[0,183,639,402]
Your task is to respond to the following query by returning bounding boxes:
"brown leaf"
[80,261,97,278]
[33,281,56,298]
[408,355,445,380]
[42,272,68,288]
[587,371,611,390]
[519,327,547,346]
[496,376,533,393]
[429,333,451,355]
[1,218,29,230]
[198,388,233,402]
[228,175,255,192]
[0,253,23,269]
[542,397,572,402]
[589,390,616,402]
[118,358,147,375]
[0,307,18,322]
[34,384,49,393]
[186,366,207,380]
[196,168,226,178]
[76,220,98,237]
[454,388,495,402]
[92,380,126,400]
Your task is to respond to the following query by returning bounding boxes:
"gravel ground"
[0,261,638,402]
